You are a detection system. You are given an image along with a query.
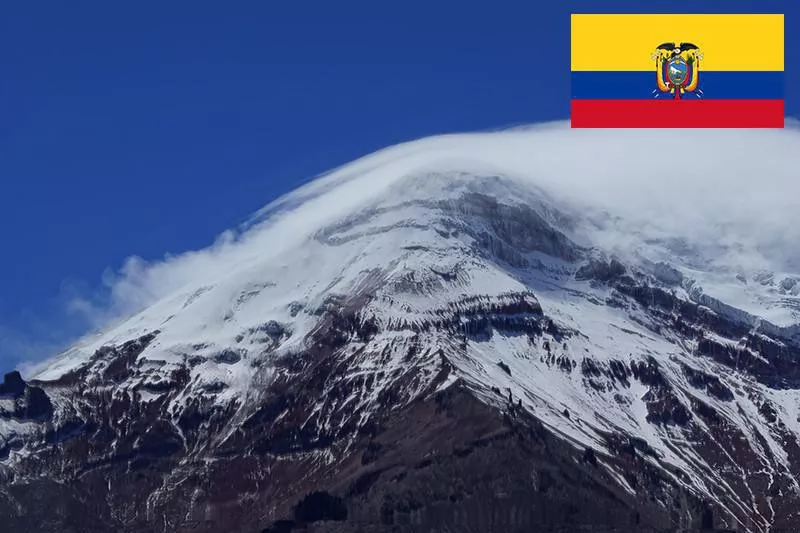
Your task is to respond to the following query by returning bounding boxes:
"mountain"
[1,124,799,533]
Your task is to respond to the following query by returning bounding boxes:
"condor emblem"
[653,42,702,99]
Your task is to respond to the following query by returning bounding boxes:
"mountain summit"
[2,124,800,533]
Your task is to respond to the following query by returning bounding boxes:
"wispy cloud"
[0,326,62,375]
[7,121,800,370]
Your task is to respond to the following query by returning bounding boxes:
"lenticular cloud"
[68,121,800,333]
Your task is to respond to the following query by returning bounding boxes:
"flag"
[570,14,784,128]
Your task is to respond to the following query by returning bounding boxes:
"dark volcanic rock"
[19,386,54,420]
[496,360,512,376]
[576,257,627,282]
[0,378,718,533]
[0,371,26,397]
[259,386,709,533]
[681,364,734,402]
[212,348,243,364]
[293,491,347,523]
[0,370,54,422]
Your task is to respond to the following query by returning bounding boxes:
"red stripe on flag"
[571,99,784,128]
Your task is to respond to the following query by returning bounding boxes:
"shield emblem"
[667,58,689,86]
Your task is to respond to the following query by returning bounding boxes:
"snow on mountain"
[36,123,800,370]
[3,122,800,533]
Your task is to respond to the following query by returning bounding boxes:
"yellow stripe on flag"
[571,14,784,71]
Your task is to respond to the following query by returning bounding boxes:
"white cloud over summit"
[30,121,800,362]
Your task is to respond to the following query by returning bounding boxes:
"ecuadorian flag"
[571,14,784,128]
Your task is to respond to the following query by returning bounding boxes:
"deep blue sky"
[1,0,797,369]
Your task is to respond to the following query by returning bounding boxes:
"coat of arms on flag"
[570,14,784,128]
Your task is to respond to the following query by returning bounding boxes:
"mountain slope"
[2,125,800,533]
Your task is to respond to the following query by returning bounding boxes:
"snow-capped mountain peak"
[3,123,800,533]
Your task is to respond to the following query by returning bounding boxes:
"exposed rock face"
[0,371,26,397]
[0,371,54,433]
[1,178,798,533]
[0,375,722,533]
